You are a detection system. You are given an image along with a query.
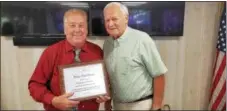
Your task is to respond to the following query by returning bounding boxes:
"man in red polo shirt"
[28,9,110,110]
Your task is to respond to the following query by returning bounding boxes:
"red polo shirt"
[28,39,103,110]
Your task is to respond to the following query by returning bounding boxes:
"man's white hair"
[104,2,129,16]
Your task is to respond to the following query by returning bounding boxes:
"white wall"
[1,2,223,110]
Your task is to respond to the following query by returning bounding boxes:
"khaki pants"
[113,99,152,110]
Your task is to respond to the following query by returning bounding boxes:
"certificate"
[58,60,110,101]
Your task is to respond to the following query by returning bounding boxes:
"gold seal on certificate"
[58,60,110,101]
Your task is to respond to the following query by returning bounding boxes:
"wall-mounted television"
[1,1,185,46]
[89,1,185,36]
[1,1,89,36]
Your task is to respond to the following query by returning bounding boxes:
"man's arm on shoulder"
[28,48,55,105]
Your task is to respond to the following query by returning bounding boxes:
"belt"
[128,94,153,103]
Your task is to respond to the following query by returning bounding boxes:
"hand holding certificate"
[58,60,110,101]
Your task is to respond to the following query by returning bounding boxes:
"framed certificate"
[58,60,110,101]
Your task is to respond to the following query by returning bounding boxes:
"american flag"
[208,4,226,111]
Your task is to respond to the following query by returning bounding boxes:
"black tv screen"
[1,1,89,36]
[128,9,152,34]
[90,1,185,36]
[1,1,185,37]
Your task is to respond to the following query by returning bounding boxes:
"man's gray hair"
[104,2,129,16]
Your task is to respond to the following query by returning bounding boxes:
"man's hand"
[96,95,111,103]
[51,92,80,110]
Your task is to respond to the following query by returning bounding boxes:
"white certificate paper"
[61,62,107,100]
